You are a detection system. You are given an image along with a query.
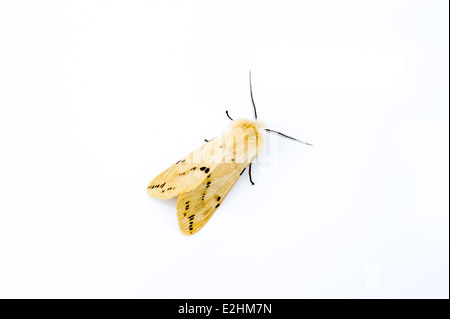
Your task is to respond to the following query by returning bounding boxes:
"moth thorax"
[229,119,266,161]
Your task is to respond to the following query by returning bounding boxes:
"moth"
[148,72,311,235]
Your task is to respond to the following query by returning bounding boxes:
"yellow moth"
[148,72,311,235]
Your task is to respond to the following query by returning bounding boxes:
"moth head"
[230,118,265,132]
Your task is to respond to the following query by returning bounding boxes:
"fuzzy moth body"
[148,119,266,235]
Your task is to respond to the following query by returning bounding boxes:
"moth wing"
[176,162,247,235]
[147,137,224,199]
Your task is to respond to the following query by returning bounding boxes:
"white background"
[0,0,448,299]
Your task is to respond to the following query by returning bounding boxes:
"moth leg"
[225,110,234,121]
[204,139,209,142]
[248,163,255,185]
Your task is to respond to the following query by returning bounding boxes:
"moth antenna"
[265,129,313,146]
[225,110,234,121]
[249,71,258,120]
